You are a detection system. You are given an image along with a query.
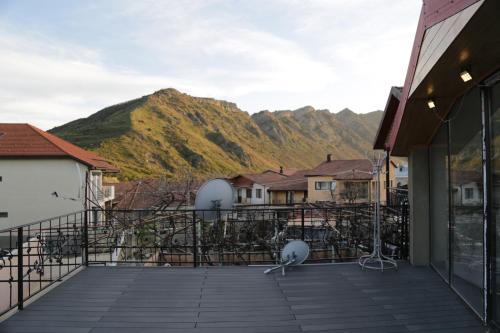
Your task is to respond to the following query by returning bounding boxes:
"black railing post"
[192,210,197,268]
[17,227,23,310]
[301,208,305,241]
[83,210,89,266]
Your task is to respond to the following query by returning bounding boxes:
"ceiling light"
[460,69,472,82]
[427,99,436,109]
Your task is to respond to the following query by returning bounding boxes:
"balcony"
[0,205,486,332]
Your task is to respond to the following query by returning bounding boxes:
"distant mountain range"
[50,88,382,180]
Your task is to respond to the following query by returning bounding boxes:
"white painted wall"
[0,159,88,230]
[234,184,271,205]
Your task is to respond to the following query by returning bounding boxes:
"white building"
[0,124,118,230]
[395,162,408,187]
[229,170,289,205]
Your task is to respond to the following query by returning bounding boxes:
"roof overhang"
[373,86,402,150]
[386,0,500,156]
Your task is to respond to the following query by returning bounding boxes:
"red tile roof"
[305,159,373,180]
[0,123,118,172]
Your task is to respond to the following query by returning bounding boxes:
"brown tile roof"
[0,123,118,172]
[305,159,373,180]
[267,178,308,191]
[229,172,288,187]
[263,168,299,176]
[267,170,309,191]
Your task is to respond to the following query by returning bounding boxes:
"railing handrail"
[0,210,86,233]
[0,203,411,234]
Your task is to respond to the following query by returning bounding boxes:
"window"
[465,187,474,200]
[246,189,252,198]
[0,212,8,218]
[315,181,335,190]
[256,189,262,199]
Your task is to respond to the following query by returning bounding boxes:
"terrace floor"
[0,263,487,333]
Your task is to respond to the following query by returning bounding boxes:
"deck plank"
[0,263,487,332]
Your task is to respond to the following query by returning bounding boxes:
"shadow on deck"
[0,263,486,333]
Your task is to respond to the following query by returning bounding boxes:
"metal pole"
[192,211,198,268]
[84,210,89,266]
[17,227,23,310]
[301,208,305,241]
[84,171,89,266]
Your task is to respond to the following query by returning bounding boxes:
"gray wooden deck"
[0,263,487,332]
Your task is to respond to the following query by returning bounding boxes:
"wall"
[307,177,370,203]
[0,159,88,230]
[307,176,336,202]
[408,148,430,266]
[270,190,307,204]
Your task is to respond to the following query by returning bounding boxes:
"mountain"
[50,89,383,180]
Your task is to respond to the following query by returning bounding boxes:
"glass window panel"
[429,123,449,281]
[449,87,483,315]
[490,79,500,323]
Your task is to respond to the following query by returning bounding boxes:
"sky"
[0,0,421,130]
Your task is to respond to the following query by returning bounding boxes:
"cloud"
[0,1,421,129]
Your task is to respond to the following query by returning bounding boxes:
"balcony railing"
[0,203,408,315]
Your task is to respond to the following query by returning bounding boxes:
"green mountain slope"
[50,88,383,180]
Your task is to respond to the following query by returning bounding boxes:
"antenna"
[358,151,398,271]
[264,240,309,276]
[194,179,234,221]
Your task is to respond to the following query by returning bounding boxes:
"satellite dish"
[264,240,310,276]
[195,178,234,220]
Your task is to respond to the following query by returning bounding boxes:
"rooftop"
[0,123,118,172]
[305,159,374,180]
[0,264,485,332]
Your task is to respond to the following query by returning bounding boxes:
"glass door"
[490,76,500,324]
[448,87,484,316]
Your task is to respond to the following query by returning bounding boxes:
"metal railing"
[388,187,409,206]
[0,212,85,316]
[0,203,408,315]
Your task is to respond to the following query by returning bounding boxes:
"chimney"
[326,154,332,162]
[279,166,284,174]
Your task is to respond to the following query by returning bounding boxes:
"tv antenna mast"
[358,151,398,271]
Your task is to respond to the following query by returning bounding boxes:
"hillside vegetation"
[50,89,383,180]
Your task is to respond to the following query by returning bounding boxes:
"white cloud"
[0,1,421,129]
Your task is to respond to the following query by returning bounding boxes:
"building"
[305,155,396,204]
[395,162,408,187]
[0,124,118,230]
[229,171,288,204]
[267,171,308,205]
[373,0,500,325]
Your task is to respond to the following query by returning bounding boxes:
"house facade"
[229,172,288,205]
[267,171,308,205]
[0,124,118,230]
[374,0,500,325]
[395,162,408,187]
[305,156,396,204]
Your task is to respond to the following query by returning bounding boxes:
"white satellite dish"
[195,178,234,221]
[264,240,310,276]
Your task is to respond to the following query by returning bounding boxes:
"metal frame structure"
[359,153,398,271]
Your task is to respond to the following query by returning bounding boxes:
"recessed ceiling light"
[460,69,472,82]
[427,99,436,109]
